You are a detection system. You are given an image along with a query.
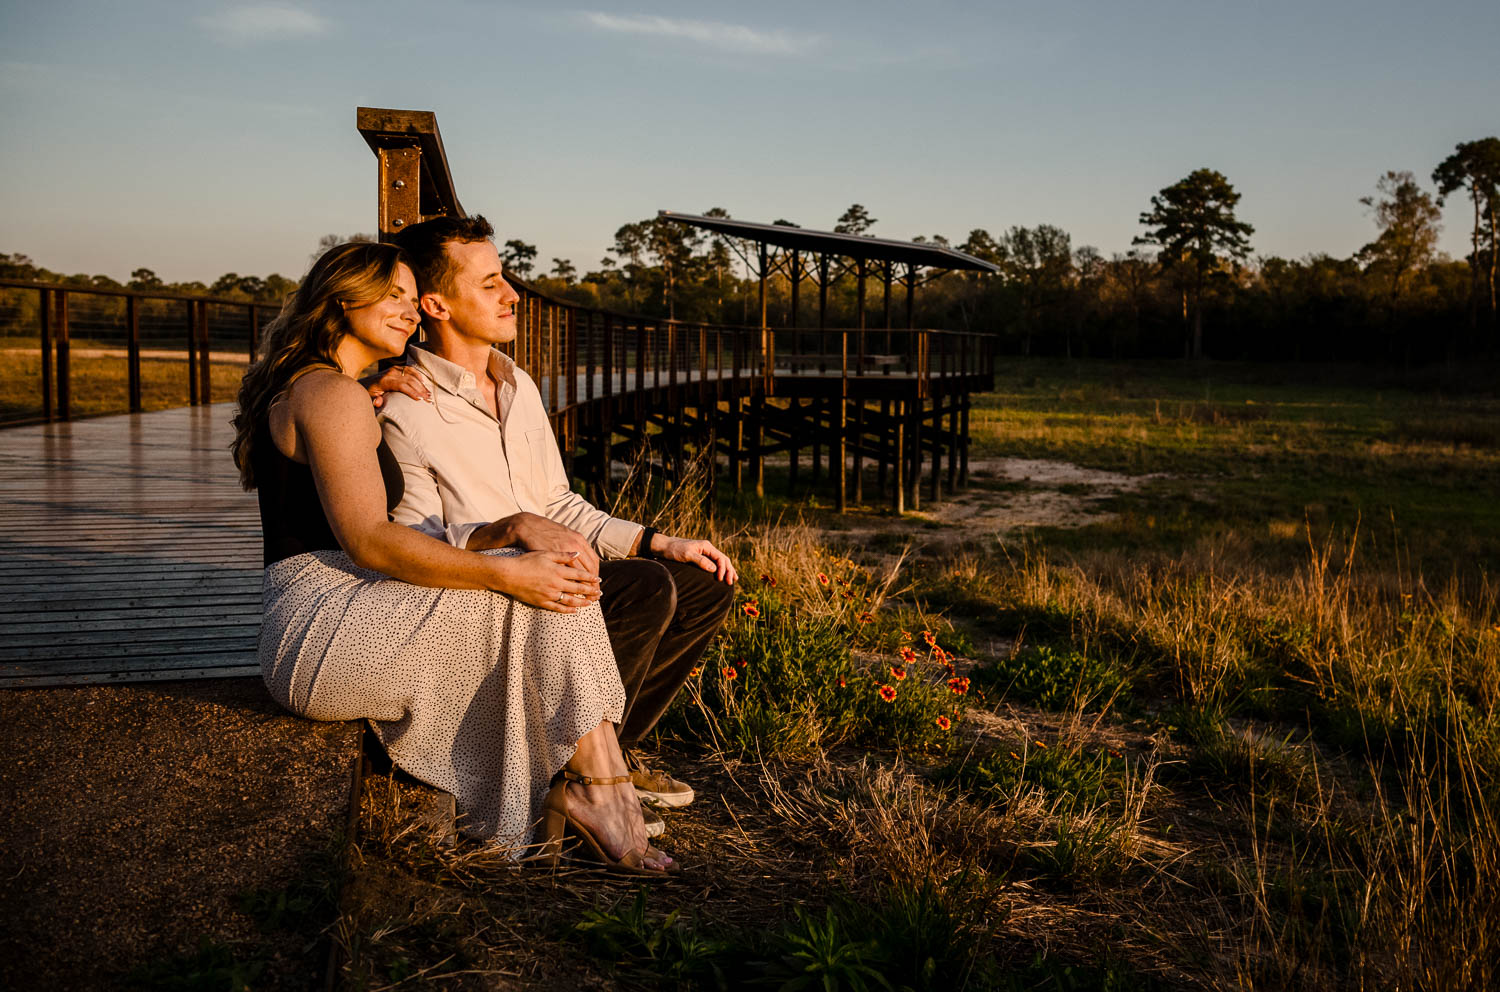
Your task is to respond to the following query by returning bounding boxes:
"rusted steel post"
[959,394,970,488]
[852,258,866,505]
[602,313,614,400]
[698,325,708,410]
[883,261,893,354]
[908,397,922,512]
[184,299,198,406]
[634,321,646,418]
[892,399,905,515]
[56,291,71,421]
[818,254,830,373]
[376,144,422,241]
[197,300,212,405]
[584,309,595,403]
[39,288,54,422]
[127,295,142,413]
[789,250,800,330]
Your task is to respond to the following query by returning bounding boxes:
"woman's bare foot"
[562,721,674,871]
[562,780,673,871]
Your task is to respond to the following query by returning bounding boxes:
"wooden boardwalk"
[0,403,262,687]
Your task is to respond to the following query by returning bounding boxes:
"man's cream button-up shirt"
[379,344,644,559]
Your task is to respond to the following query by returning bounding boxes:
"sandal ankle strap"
[560,769,631,786]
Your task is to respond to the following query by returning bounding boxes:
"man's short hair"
[393,214,495,298]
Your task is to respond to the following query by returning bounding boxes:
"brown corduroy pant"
[597,558,735,746]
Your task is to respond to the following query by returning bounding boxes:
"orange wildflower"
[947,676,970,695]
[759,572,777,587]
[890,665,907,681]
[943,662,956,676]
[922,629,938,648]
[1033,739,1047,750]
[837,676,847,688]
[721,667,738,680]
[689,667,701,677]
[1009,751,1021,760]
[935,715,952,731]
[742,601,760,618]
[858,611,874,624]
[899,646,917,664]
[817,572,831,586]
[878,684,897,703]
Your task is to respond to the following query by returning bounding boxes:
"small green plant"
[1018,815,1126,883]
[124,937,264,992]
[976,644,1130,712]
[943,742,1126,811]
[573,889,724,987]
[857,875,1001,991]
[664,604,965,758]
[764,906,891,992]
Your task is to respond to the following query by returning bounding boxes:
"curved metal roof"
[658,211,1001,273]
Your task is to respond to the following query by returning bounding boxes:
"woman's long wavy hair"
[231,241,410,489]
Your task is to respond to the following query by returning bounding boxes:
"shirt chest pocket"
[517,427,548,502]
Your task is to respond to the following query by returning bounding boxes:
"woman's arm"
[289,371,599,611]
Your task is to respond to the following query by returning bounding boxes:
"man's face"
[429,239,519,345]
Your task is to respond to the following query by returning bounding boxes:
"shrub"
[663,602,966,758]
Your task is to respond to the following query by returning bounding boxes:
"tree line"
[5,137,1496,363]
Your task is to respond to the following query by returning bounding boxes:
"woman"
[231,241,672,874]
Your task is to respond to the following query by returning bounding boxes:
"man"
[376,215,735,830]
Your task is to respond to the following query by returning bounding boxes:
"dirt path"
[819,457,1164,550]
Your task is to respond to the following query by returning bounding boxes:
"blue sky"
[2,0,1496,283]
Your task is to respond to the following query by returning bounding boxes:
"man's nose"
[500,278,520,304]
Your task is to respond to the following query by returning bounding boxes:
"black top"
[253,421,405,567]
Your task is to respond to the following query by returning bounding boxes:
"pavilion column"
[852,259,868,505]
[754,243,767,498]
[879,261,893,497]
[788,249,800,494]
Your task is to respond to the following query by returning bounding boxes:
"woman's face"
[344,263,420,360]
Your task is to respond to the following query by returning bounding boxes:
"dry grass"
[325,364,1500,991]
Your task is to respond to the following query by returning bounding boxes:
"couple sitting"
[231,216,735,876]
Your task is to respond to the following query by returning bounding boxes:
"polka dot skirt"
[259,548,624,848]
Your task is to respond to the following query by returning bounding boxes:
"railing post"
[127,295,142,413]
[184,299,198,406]
[39,288,54,422]
[197,300,212,405]
[248,305,259,362]
[55,291,71,421]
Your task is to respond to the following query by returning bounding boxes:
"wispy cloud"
[577,11,820,57]
[199,4,330,44]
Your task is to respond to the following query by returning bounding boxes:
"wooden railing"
[2,271,994,429]
[0,278,274,424]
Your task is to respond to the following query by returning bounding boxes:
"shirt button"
[461,373,474,387]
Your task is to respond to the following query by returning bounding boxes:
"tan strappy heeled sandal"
[535,770,682,877]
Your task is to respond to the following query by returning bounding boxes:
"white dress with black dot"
[258,547,625,848]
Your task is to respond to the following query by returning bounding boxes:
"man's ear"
[419,292,450,322]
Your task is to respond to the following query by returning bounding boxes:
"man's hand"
[656,536,738,584]
[361,365,431,410]
[468,512,600,578]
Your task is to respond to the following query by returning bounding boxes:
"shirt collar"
[406,343,517,394]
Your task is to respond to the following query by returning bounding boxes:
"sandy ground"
[817,456,1163,552]
[945,458,1163,532]
[0,679,359,991]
